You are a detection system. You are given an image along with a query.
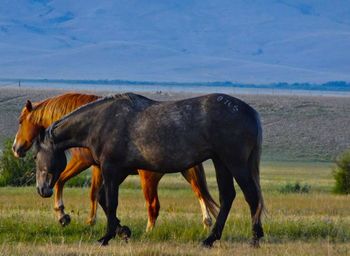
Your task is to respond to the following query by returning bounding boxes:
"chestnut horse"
[34,93,264,247]
[12,93,218,230]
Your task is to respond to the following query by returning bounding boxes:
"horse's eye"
[33,155,37,160]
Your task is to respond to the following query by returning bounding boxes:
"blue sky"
[1,0,350,83]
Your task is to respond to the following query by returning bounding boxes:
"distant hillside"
[1,0,350,83]
[1,88,349,162]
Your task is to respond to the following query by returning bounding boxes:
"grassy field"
[1,161,349,255]
[1,88,349,254]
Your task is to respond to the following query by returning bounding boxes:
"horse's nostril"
[46,188,53,197]
[13,147,26,158]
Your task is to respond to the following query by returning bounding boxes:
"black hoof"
[201,238,214,248]
[250,238,260,248]
[59,214,71,227]
[97,237,109,246]
[98,236,109,246]
[117,225,131,241]
[253,223,264,239]
[98,232,116,246]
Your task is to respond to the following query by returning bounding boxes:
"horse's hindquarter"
[208,94,260,165]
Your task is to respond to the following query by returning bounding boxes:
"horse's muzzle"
[37,186,53,198]
[12,145,26,158]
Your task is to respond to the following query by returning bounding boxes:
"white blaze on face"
[12,136,20,158]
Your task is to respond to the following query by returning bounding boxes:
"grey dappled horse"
[34,93,264,247]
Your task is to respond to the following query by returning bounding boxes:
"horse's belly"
[127,139,211,172]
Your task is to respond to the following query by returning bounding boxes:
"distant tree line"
[0,138,90,187]
[1,78,350,91]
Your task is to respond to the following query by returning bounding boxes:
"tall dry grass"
[0,161,349,255]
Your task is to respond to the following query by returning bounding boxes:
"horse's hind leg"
[54,155,91,227]
[87,165,102,225]
[138,170,163,232]
[234,171,264,247]
[181,164,219,229]
[202,158,235,247]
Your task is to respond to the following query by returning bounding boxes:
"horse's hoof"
[203,217,213,228]
[59,214,71,227]
[97,237,109,246]
[250,238,260,248]
[145,222,154,232]
[145,226,153,233]
[98,232,116,246]
[201,238,214,248]
[117,225,131,241]
[87,218,96,226]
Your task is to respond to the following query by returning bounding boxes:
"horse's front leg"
[54,157,91,226]
[98,164,130,246]
[87,165,102,225]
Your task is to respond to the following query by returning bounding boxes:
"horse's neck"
[52,118,87,151]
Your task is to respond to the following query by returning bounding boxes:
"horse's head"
[13,100,44,158]
[34,128,67,198]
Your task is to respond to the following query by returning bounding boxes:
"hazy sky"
[1,0,350,83]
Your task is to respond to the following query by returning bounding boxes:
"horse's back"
[124,93,260,171]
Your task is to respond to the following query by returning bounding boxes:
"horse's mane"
[50,93,143,130]
[20,93,101,125]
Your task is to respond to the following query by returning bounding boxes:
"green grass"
[1,161,350,255]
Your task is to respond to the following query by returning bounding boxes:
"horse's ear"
[26,100,33,112]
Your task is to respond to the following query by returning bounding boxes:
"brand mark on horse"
[217,96,239,112]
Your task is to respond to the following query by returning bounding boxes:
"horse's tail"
[182,164,219,218]
[250,112,265,225]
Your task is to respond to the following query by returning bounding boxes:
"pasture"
[0,88,349,255]
[1,161,349,255]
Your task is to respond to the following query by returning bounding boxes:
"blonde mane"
[20,93,101,126]
[54,94,138,131]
